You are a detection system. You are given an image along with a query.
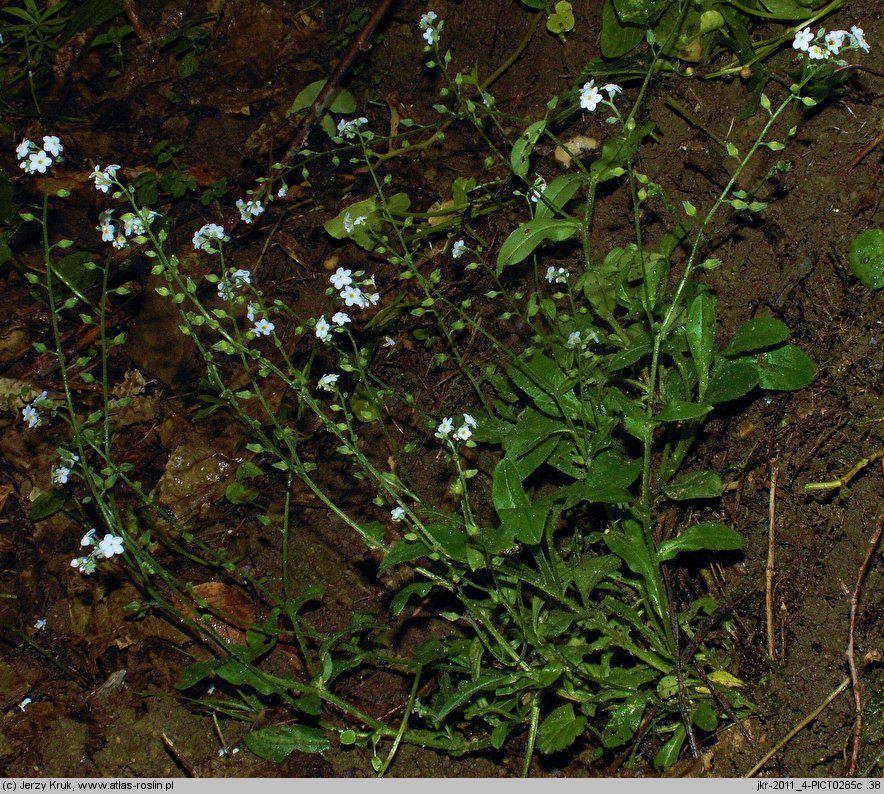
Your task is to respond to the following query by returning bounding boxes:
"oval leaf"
[723,317,790,357]
[538,703,587,754]
[848,228,883,289]
[497,218,579,271]
[244,725,331,762]
[705,360,758,404]
[756,344,816,391]
[657,522,743,562]
[663,470,723,501]
[510,120,546,179]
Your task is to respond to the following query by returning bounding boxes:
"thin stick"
[846,463,884,776]
[804,449,884,493]
[766,465,779,659]
[743,676,851,777]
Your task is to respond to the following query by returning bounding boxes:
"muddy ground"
[0,0,881,778]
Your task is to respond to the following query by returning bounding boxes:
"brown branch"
[846,459,884,776]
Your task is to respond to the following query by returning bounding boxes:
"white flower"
[601,84,622,96]
[850,24,869,52]
[463,413,477,428]
[436,416,454,436]
[51,465,71,485]
[16,139,31,159]
[98,533,124,559]
[34,618,46,630]
[236,198,264,224]
[81,528,97,547]
[423,26,438,45]
[18,698,32,712]
[252,318,275,336]
[193,223,226,251]
[42,135,63,157]
[277,185,288,198]
[122,214,144,236]
[455,424,472,441]
[22,403,39,428]
[100,220,115,242]
[391,506,406,522]
[315,315,330,341]
[545,266,569,284]
[452,239,466,258]
[529,176,547,203]
[342,213,367,234]
[71,556,96,574]
[579,80,604,112]
[808,44,826,60]
[419,11,437,29]
[330,267,353,289]
[231,268,251,286]
[90,165,119,193]
[336,117,369,139]
[332,311,351,326]
[247,302,256,322]
[340,286,364,307]
[366,292,380,306]
[28,150,52,173]
[382,336,396,348]
[793,28,813,51]
[825,30,847,54]
[567,330,581,347]
[318,373,339,391]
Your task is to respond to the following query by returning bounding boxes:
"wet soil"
[0,0,881,779]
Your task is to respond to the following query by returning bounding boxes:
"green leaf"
[602,696,648,748]
[28,490,67,521]
[693,702,718,732]
[391,582,435,615]
[705,360,758,404]
[591,123,654,184]
[424,521,469,561]
[756,344,816,391]
[848,229,883,289]
[612,0,668,25]
[655,401,712,421]
[657,522,743,562]
[379,536,429,573]
[287,79,356,117]
[510,120,546,179]
[492,458,530,512]
[534,174,583,220]
[572,555,621,605]
[723,317,790,357]
[176,659,219,690]
[496,218,579,271]
[537,703,587,754]
[546,1,575,34]
[654,725,686,770]
[497,503,549,545]
[600,0,645,57]
[215,660,277,695]
[686,293,715,397]
[243,725,331,762]
[663,470,723,500]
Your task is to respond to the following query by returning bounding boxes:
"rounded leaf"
[848,229,883,289]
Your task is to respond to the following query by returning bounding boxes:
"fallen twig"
[845,459,884,776]
[766,465,779,659]
[804,449,884,494]
[744,676,851,777]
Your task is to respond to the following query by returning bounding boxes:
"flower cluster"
[529,176,547,204]
[418,11,443,46]
[315,267,380,343]
[17,135,63,174]
[217,267,252,301]
[21,391,49,428]
[236,197,264,224]
[579,81,621,113]
[336,117,369,140]
[97,208,157,250]
[71,528,125,575]
[51,449,80,486]
[436,412,477,442]
[90,164,120,193]
[793,24,869,60]
[193,222,227,252]
[451,239,467,259]
[318,373,339,392]
[546,266,570,284]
